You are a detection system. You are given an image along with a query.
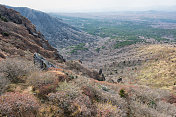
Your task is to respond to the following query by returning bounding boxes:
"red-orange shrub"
[81,85,102,101]
[72,95,97,116]
[0,92,39,117]
[27,72,59,98]
[165,95,176,104]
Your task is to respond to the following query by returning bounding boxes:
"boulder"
[99,69,102,75]
[33,53,56,70]
[107,78,115,83]
[117,77,122,83]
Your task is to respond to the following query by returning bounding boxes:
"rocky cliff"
[9,6,97,49]
[0,5,65,62]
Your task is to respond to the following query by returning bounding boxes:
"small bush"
[0,58,39,83]
[0,92,39,117]
[48,91,77,116]
[165,95,176,104]
[0,15,8,22]
[48,92,96,116]
[1,32,9,36]
[119,89,128,98]
[70,43,89,54]
[96,48,100,53]
[27,72,59,98]
[81,85,102,101]
[72,95,97,116]
[48,82,81,115]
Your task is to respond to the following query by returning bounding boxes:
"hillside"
[83,43,176,91]
[8,6,98,49]
[0,5,65,62]
[0,5,176,117]
[1,46,176,117]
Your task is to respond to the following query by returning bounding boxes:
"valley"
[52,12,176,92]
[53,12,176,59]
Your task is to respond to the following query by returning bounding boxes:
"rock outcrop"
[34,53,56,70]
[0,5,65,62]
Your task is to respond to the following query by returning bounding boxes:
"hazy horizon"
[1,0,176,13]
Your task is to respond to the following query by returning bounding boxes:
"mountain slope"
[8,6,97,49]
[0,5,176,117]
[0,5,64,61]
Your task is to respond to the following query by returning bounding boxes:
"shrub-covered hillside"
[0,56,176,117]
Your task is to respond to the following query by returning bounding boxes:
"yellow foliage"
[136,44,176,90]
[48,70,65,76]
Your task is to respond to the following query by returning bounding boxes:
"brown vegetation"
[0,92,39,117]
[0,56,175,116]
[0,58,38,83]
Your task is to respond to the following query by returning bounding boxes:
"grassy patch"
[114,41,136,48]
[70,43,89,54]
[1,32,9,37]
[0,14,8,22]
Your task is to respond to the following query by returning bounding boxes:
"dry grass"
[95,102,123,117]
[0,58,39,83]
[134,44,176,90]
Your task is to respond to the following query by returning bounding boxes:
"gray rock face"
[9,6,97,49]
[33,53,56,70]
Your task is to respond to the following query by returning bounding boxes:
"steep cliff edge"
[9,6,97,49]
[0,5,65,62]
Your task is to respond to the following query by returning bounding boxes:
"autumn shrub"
[129,87,170,106]
[48,92,78,116]
[76,77,128,112]
[48,92,97,116]
[38,105,63,117]
[0,92,39,117]
[127,86,176,116]
[48,82,82,116]
[81,85,102,101]
[72,95,97,116]
[48,70,69,82]
[165,95,176,104]
[96,102,123,117]
[27,72,59,98]
[0,58,39,83]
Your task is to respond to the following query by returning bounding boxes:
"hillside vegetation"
[135,45,176,90]
[0,57,176,117]
[0,5,176,117]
